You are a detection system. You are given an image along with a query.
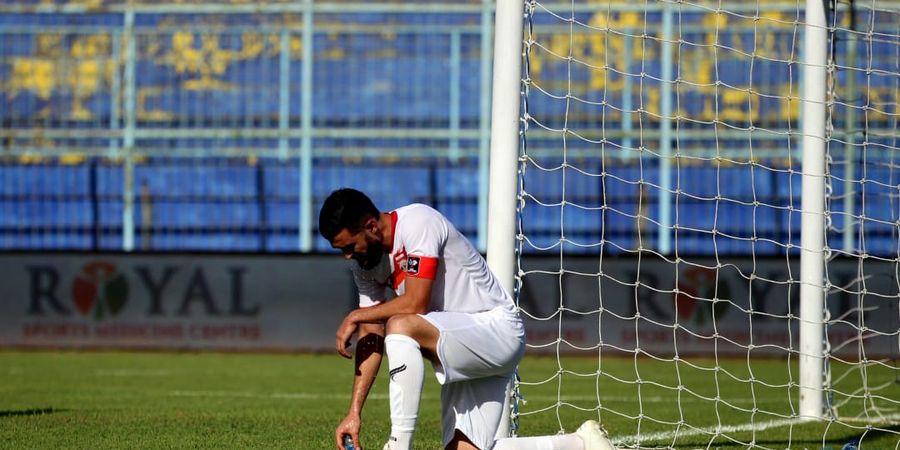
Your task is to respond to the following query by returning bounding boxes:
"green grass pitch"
[0,351,897,449]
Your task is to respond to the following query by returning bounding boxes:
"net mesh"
[515,1,900,447]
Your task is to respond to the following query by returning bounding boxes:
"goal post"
[799,0,827,421]
[487,0,524,299]
[487,0,526,439]
[487,0,900,446]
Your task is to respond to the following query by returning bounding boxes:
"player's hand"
[335,312,359,359]
[334,413,362,450]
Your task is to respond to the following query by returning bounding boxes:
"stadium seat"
[312,165,432,211]
[0,164,90,195]
[435,166,478,198]
[0,232,91,250]
[149,234,261,251]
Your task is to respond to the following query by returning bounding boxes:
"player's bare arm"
[334,322,384,450]
[335,276,433,358]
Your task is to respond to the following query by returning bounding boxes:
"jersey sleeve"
[397,206,446,280]
[350,265,386,308]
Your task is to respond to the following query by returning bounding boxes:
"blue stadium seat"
[439,203,477,236]
[677,165,775,200]
[0,164,90,195]
[135,165,257,197]
[603,202,644,233]
[0,228,89,249]
[859,236,898,255]
[862,197,899,234]
[773,169,803,204]
[435,166,478,198]
[98,201,123,226]
[562,205,603,235]
[266,202,299,227]
[96,165,123,196]
[523,160,604,200]
[677,201,773,237]
[0,201,92,226]
[718,60,753,87]
[149,234,260,251]
[598,235,640,254]
[262,163,299,197]
[313,165,432,211]
[149,202,259,227]
[266,234,300,252]
[98,234,123,251]
[520,202,563,232]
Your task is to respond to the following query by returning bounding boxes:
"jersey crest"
[407,256,421,275]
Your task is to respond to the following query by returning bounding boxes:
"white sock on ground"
[384,334,424,450]
[492,434,585,450]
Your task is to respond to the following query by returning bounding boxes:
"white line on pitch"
[614,413,900,446]
[614,418,800,445]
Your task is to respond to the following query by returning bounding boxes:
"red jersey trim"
[391,271,406,291]
[388,211,398,250]
[406,255,438,280]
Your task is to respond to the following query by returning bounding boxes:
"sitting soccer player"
[321,188,616,450]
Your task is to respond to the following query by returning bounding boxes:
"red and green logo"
[71,261,129,320]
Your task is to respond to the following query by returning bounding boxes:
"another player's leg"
[382,314,440,450]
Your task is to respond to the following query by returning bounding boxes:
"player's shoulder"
[395,203,445,223]
[394,204,450,239]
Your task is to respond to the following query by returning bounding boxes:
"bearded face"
[331,218,385,270]
[354,232,384,270]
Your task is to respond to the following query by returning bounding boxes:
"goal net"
[511,0,900,447]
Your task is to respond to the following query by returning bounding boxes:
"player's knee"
[445,430,480,450]
[385,314,418,336]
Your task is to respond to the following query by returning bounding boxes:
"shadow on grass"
[855,423,900,445]
[0,408,64,418]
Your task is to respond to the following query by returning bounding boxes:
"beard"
[357,240,384,270]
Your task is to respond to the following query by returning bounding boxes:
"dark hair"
[318,188,380,242]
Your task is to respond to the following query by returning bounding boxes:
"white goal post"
[487,0,900,447]
[799,0,827,421]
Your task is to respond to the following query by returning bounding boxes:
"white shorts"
[420,306,526,450]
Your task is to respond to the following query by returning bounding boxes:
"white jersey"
[350,204,515,314]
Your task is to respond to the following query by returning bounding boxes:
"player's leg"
[428,307,525,450]
[491,421,616,450]
[437,377,613,450]
[383,314,440,450]
[490,435,585,450]
[448,424,615,450]
[385,312,440,362]
[445,429,479,449]
[421,308,615,450]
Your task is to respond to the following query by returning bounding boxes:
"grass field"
[0,351,897,449]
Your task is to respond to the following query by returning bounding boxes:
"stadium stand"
[1,4,896,255]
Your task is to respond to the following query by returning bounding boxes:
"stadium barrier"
[2,252,894,359]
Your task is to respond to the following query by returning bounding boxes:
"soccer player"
[321,188,615,450]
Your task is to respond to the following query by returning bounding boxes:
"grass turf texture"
[0,351,897,449]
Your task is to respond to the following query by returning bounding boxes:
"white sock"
[492,434,585,450]
[384,334,424,450]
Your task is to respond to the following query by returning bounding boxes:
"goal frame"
[485,0,833,433]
